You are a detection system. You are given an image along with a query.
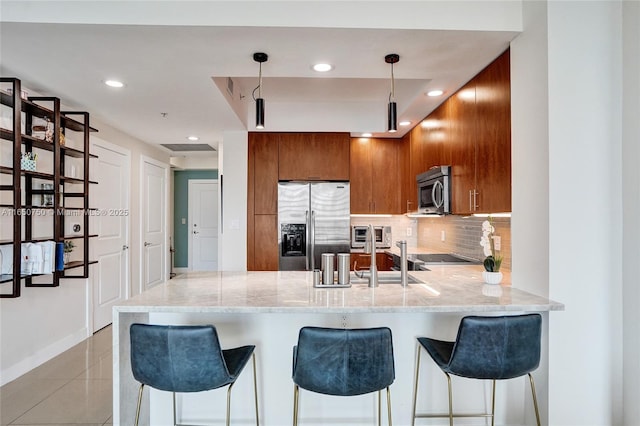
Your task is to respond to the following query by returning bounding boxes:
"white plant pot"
[482,284,503,297]
[482,271,503,285]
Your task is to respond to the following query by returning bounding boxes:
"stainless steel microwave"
[351,225,392,249]
[417,165,451,215]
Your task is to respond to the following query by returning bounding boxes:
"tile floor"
[0,326,113,426]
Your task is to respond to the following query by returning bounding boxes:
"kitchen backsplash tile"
[350,215,511,271]
[417,216,511,271]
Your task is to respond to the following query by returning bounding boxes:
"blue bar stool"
[130,324,259,426]
[411,314,542,426]
[291,326,395,425]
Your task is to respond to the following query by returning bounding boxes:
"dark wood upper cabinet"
[422,100,452,170]
[416,48,511,215]
[399,132,413,213]
[449,81,478,214]
[371,139,401,214]
[250,133,278,215]
[350,137,401,214]
[474,49,511,213]
[349,138,373,213]
[278,132,350,181]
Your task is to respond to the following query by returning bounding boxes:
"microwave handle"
[432,180,444,208]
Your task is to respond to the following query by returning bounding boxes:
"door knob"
[122,245,129,250]
[144,242,151,247]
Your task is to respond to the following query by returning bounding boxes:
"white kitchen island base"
[113,271,563,426]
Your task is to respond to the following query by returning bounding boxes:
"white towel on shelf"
[24,243,44,275]
[39,241,56,274]
[0,245,13,275]
[21,242,33,275]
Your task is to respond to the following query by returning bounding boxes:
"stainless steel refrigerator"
[278,182,350,271]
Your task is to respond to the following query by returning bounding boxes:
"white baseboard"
[0,327,89,386]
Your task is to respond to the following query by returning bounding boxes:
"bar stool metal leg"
[491,380,496,426]
[445,372,453,426]
[386,386,393,426]
[378,390,382,426]
[411,342,421,426]
[293,384,299,426]
[528,373,541,426]
[253,353,260,425]
[226,382,235,426]
[134,383,145,426]
[172,392,177,426]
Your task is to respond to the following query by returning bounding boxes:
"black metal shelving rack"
[0,77,98,297]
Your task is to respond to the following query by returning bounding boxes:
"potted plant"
[63,240,75,264]
[480,218,503,284]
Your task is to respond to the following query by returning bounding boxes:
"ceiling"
[0,5,520,155]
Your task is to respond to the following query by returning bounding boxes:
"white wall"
[622,1,640,423]
[512,1,634,423]
[546,1,623,424]
[170,154,218,170]
[1,1,522,32]
[0,278,89,384]
[510,1,551,422]
[219,131,247,271]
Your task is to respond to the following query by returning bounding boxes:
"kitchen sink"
[349,271,423,285]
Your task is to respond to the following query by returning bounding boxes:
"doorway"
[92,139,130,332]
[188,179,218,270]
[172,169,218,272]
[140,156,169,291]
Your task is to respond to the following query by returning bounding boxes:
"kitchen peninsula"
[113,268,563,426]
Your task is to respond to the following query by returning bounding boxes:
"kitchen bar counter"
[115,268,562,313]
[113,269,562,426]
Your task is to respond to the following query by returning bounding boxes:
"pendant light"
[385,54,399,133]
[253,52,268,129]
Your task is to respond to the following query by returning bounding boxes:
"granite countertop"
[114,268,564,314]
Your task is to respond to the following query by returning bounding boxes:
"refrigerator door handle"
[310,210,316,270]
[305,210,310,270]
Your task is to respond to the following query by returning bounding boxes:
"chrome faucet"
[366,224,378,287]
[396,240,408,287]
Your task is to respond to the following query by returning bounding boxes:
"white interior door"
[92,141,130,332]
[141,158,167,290]
[189,180,218,271]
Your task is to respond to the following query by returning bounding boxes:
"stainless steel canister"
[312,269,321,286]
[321,253,335,285]
[337,253,350,285]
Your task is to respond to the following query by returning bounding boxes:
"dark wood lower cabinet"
[350,253,392,272]
[253,214,278,271]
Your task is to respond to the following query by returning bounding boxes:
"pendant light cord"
[252,62,263,101]
[389,62,395,102]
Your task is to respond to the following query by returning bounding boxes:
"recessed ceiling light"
[399,121,411,126]
[427,89,444,97]
[362,132,372,137]
[105,80,124,88]
[312,63,333,72]
[187,136,199,141]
